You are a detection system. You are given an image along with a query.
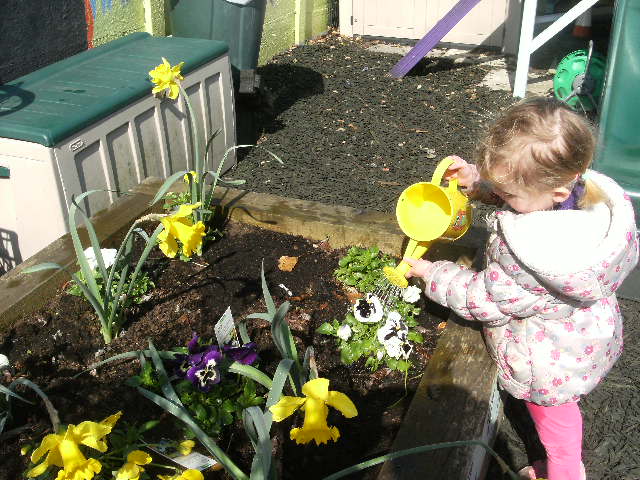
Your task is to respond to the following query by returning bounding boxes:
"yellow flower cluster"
[149,57,184,100]
[27,412,121,480]
[158,203,206,258]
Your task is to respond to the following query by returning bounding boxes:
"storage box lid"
[0,32,229,147]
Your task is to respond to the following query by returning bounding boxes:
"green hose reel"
[553,41,606,112]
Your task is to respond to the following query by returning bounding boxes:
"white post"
[513,0,601,98]
[531,0,599,51]
[513,0,538,98]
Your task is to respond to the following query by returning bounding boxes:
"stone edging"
[0,178,499,479]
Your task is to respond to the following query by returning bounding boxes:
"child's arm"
[405,257,552,326]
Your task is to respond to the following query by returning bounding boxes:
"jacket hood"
[496,170,639,301]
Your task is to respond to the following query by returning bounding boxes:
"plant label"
[214,306,238,347]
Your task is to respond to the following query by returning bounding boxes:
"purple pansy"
[223,342,258,365]
[186,346,223,392]
[175,333,258,392]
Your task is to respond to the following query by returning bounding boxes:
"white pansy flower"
[0,353,9,370]
[382,338,402,359]
[83,247,118,270]
[402,285,421,303]
[376,350,384,361]
[377,312,412,360]
[337,324,352,341]
[353,294,384,323]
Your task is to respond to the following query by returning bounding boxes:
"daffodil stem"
[179,84,202,219]
[320,440,519,480]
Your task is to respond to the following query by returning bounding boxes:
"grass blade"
[228,363,272,390]
[320,440,519,480]
[8,378,60,433]
[22,262,63,274]
[150,170,189,205]
[73,349,180,378]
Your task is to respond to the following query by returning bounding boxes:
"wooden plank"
[377,253,501,480]
[389,0,483,78]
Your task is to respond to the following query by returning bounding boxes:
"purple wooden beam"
[389,0,483,78]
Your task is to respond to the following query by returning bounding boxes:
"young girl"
[404,97,639,480]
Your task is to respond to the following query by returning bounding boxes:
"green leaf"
[150,170,190,205]
[316,322,335,335]
[407,331,424,343]
[228,363,272,390]
[340,344,360,365]
[22,262,63,274]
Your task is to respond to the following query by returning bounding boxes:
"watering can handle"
[430,156,459,192]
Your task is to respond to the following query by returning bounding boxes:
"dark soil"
[0,221,445,480]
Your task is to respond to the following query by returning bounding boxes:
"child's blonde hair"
[476,97,607,208]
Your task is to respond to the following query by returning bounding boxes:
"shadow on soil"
[235,64,325,147]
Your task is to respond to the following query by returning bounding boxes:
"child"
[404,97,639,480]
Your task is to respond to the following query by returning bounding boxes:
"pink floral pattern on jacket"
[421,172,639,405]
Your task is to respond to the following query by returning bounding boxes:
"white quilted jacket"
[422,171,639,405]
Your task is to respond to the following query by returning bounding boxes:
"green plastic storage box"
[0,32,236,271]
[168,0,267,83]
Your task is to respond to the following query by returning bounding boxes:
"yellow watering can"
[383,156,473,288]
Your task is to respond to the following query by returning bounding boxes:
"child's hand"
[444,155,480,190]
[403,257,435,279]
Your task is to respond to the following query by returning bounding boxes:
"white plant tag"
[172,451,218,471]
[144,440,218,472]
[214,306,237,347]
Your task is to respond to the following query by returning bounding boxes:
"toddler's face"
[491,183,556,213]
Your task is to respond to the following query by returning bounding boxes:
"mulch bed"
[233,32,514,223]
[0,221,445,480]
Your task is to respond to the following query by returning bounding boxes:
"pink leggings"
[526,401,584,480]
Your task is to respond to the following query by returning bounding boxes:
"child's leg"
[525,401,583,480]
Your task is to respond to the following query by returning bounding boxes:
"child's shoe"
[516,460,585,480]
[517,459,547,479]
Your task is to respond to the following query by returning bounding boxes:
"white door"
[344,0,508,48]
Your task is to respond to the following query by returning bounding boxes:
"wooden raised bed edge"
[0,177,499,480]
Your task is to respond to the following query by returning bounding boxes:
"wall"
[0,0,88,84]
[87,0,148,47]
[260,0,331,65]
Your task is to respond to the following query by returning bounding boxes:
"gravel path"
[231,32,640,480]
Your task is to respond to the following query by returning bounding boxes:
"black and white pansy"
[353,293,384,323]
[402,285,421,303]
[376,311,413,360]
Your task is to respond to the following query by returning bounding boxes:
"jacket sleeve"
[422,259,553,327]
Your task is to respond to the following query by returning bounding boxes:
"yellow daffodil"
[269,378,357,446]
[149,57,184,100]
[158,203,206,258]
[183,171,198,184]
[158,469,204,480]
[28,412,121,478]
[178,440,195,456]
[116,450,152,480]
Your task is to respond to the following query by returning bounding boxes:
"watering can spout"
[384,156,472,288]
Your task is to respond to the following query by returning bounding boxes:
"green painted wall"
[258,0,330,65]
[259,0,296,64]
[309,0,330,39]
[92,0,146,46]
